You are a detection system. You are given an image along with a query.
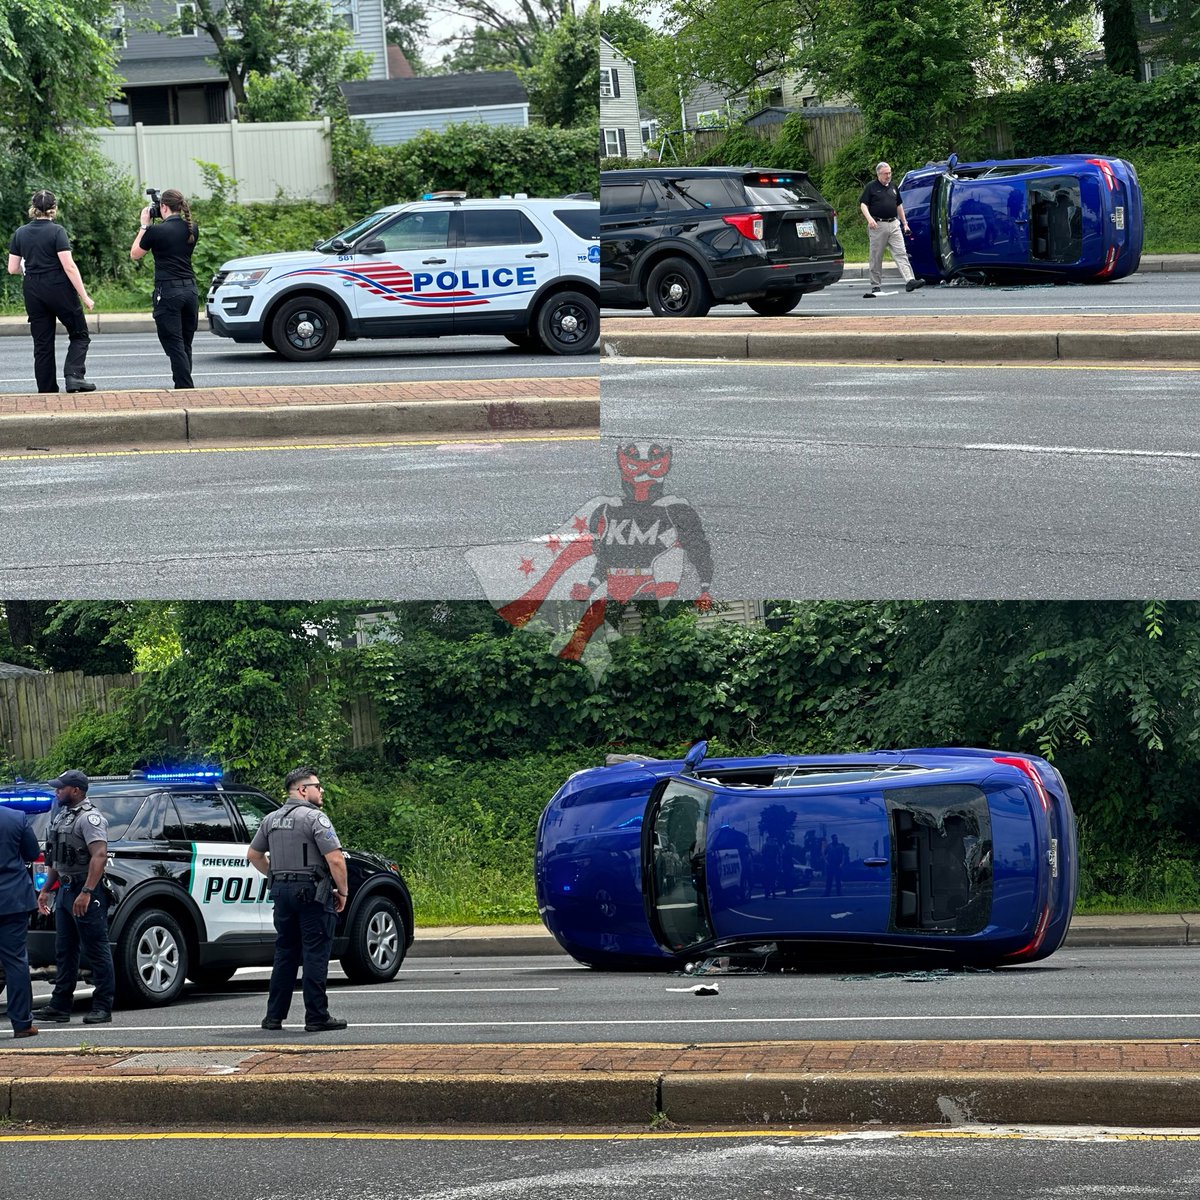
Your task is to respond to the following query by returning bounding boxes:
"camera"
[146,187,162,221]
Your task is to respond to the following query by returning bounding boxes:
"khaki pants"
[868,219,915,287]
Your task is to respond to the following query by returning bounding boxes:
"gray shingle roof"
[340,71,527,116]
[0,662,41,678]
[119,55,227,86]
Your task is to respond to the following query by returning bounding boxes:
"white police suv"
[1,769,414,1007]
[206,192,600,359]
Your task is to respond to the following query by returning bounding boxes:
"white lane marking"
[25,1012,1200,1034]
[966,443,1200,461]
[200,987,560,997]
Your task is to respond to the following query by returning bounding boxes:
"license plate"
[1114,207,1125,230]
[1048,838,1059,878]
[794,220,817,238]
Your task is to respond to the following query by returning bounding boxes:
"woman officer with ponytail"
[130,188,200,389]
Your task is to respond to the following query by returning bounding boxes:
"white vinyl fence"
[90,119,335,203]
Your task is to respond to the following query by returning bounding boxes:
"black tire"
[186,963,238,988]
[534,290,599,355]
[746,291,803,317]
[261,326,279,353]
[115,908,190,1007]
[339,894,407,983]
[270,295,340,361]
[645,258,711,318]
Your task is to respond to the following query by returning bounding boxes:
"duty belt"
[270,871,317,883]
[58,874,87,887]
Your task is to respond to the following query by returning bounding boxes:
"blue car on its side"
[899,154,1142,283]
[535,743,1077,970]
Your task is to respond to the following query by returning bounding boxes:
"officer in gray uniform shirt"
[33,770,116,1024]
[248,766,349,1033]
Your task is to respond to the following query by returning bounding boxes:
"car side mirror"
[358,239,385,255]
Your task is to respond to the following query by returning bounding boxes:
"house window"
[332,0,358,31]
[1145,57,1171,79]
[600,68,620,99]
[695,109,723,128]
[602,128,625,157]
[177,3,197,36]
[641,118,660,144]
[1148,5,1169,22]
[110,3,127,46]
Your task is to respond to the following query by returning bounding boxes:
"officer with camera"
[247,767,349,1034]
[130,187,200,389]
[33,770,116,1025]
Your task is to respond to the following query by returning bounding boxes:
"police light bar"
[141,767,224,782]
[422,190,468,201]
[0,791,55,812]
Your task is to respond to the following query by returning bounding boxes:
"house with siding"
[339,72,528,144]
[110,0,389,125]
[600,35,644,158]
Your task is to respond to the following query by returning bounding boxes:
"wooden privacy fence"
[89,118,336,203]
[0,671,385,767]
[0,672,139,765]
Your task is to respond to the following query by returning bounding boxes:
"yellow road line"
[605,356,1200,373]
[0,432,598,463]
[2,1128,1198,1143]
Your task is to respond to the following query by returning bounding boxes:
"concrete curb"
[602,328,1200,363]
[5,1068,1200,1128]
[0,397,599,449]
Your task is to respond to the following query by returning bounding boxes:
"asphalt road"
[0,434,604,597]
[15,946,1200,1045]
[0,331,587,393]
[602,268,1192,319]
[600,359,1200,597]
[3,1127,1199,1199]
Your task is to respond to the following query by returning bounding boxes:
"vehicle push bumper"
[206,305,266,343]
[709,258,844,302]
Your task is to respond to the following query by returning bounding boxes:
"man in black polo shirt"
[858,162,924,297]
[130,189,200,388]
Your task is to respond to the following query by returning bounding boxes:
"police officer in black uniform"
[33,770,116,1024]
[248,767,349,1033]
[6,190,96,393]
[130,188,200,389]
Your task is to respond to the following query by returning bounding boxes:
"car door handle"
[525,252,550,258]
[864,858,888,868]
[422,257,447,264]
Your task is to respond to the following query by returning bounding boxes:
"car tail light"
[723,213,763,240]
[832,210,838,236]
[993,756,1050,815]
[1003,902,1052,962]
[1086,158,1117,191]
[1098,246,1118,276]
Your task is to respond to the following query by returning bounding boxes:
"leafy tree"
[0,0,123,172]
[437,0,568,68]
[144,0,372,118]
[384,0,431,71]
[1100,0,1143,79]
[983,0,1100,83]
[440,23,530,70]
[521,1,599,127]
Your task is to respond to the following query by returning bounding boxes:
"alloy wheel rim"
[367,910,399,971]
[136,925,181,993]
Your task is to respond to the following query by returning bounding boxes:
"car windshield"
[646,778,716,951]
[314,210,393,252]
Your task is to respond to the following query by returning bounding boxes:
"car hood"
[217,250,337,274]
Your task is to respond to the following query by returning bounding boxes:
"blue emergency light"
[0,791,55,813]
[141,767,224,782]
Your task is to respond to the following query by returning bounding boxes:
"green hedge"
[335,122,600,211]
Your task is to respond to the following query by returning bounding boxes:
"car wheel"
[646,259,711,318]
[270,296,340,361]
[186,963,238,988]
[534,291,599,355]
[116,908,189,1007]
[339,894,407,983]
[746,291,803,317]
[261,326,279,353]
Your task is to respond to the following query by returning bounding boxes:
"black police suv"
[600,166,844,317]
[0,771,414,1007]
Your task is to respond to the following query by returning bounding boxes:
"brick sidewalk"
[6,1040,1200,1078]
[0,376,598,416]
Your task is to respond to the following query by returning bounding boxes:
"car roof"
[0,774,267,814]
[602,166,813,179]
[373,196,596,214]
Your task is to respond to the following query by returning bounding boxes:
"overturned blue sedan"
[899,154,1142,283]
[535,744,1077,970]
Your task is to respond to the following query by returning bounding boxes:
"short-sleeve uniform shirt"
[9,220,70,275]
[139,215,199,283]
[249,800,341,870]
[47,800,109,870]
[859,179,902,221]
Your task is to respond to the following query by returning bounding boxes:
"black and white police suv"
[0,769,414,1007]
[206,191,600,359]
